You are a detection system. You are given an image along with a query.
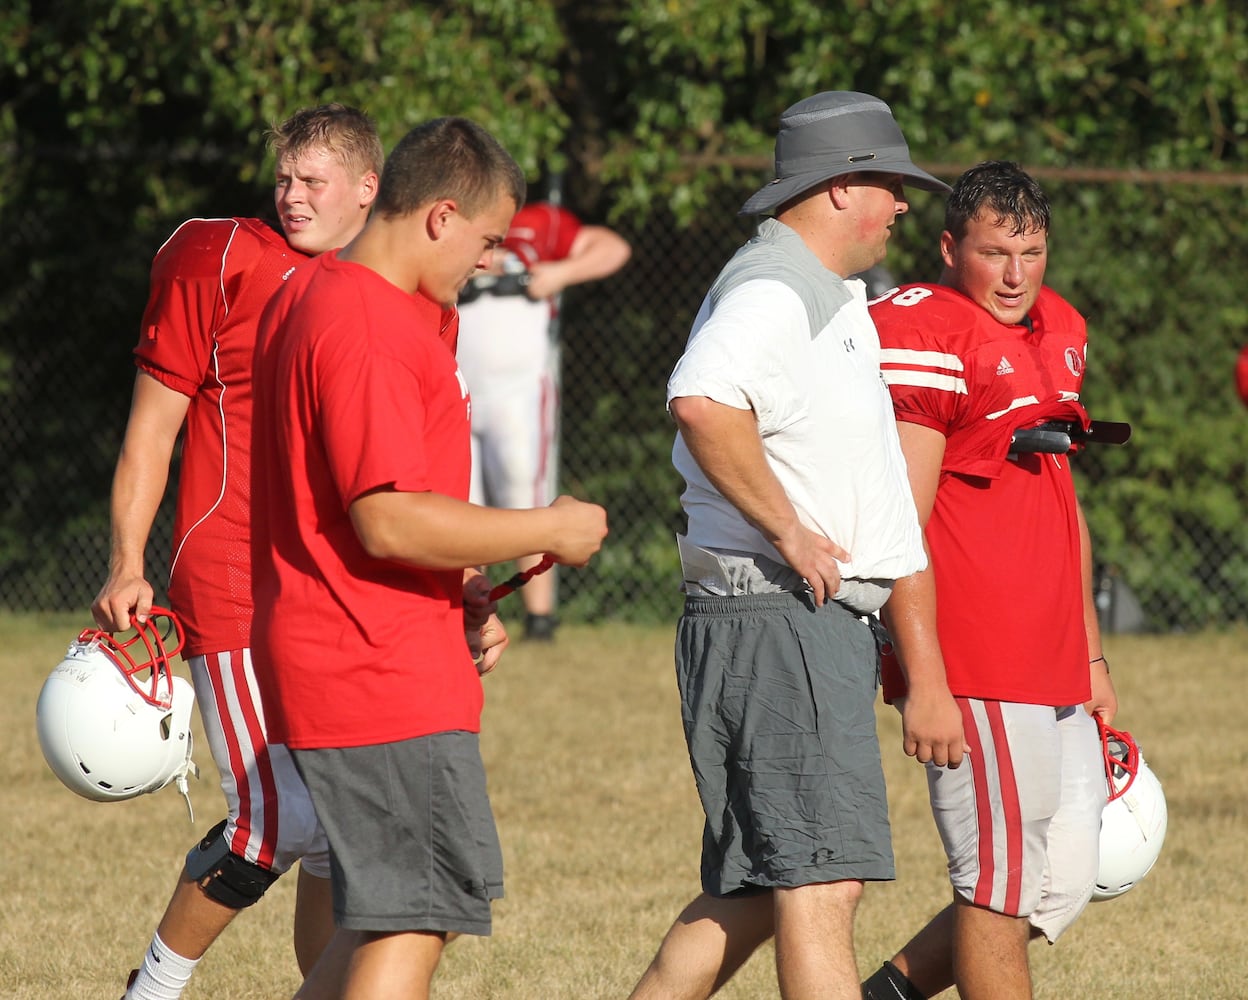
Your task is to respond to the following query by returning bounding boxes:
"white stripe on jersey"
[881,347,969,394]
[883,369,969,394]
[986,395,1041,419]
[880,347,965,370]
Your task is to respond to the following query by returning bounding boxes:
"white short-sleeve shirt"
[668,218,925,583]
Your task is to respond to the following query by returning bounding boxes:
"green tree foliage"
[2,0,1245,623]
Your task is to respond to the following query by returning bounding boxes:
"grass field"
[3,611,1245,999]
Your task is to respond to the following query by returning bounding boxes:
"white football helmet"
[36,608,198,817]
[1092,719,1167,901]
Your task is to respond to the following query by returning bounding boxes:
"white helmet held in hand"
[36,608,198,816]
[1092,718,1167,901]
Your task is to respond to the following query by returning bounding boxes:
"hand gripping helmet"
[1092,718,1168,901]
[35,608,198,818]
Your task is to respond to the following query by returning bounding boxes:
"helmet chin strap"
[174,760,200,823]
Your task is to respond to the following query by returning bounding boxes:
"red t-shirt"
[873,284,1092,706]
[251,251,477,749]
[135,217,305,655]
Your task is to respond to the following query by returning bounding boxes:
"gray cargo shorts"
[676,591,893,896]
[292,730,503,936]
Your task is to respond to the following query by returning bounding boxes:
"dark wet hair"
[945,160,1051,240]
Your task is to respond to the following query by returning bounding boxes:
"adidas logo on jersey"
[996,356,1015,376]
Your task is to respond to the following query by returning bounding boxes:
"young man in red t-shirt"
[94,105,385,1000]
[251,116,607,999]
[863,161,1119,1000]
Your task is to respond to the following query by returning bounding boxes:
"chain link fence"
[3,171,1246,632]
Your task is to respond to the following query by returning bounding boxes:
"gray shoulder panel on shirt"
[707,218,851,338]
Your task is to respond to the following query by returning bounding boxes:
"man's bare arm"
[349,492,607,571]
[880,420,966,767]
[92,372,190,630]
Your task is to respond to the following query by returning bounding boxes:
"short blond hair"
[267,103,384,181]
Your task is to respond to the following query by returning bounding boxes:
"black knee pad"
[185,819,280,909]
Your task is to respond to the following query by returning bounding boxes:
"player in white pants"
[456,201,630,640]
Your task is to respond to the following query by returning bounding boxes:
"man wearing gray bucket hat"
[627,92,961,1000]
[740,90,950,216]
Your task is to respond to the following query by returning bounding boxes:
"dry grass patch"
[3,612,1245,998]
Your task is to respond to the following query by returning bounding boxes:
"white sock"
[125,932,199,1000]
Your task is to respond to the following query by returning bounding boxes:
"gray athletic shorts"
[676,591,893,896]
[291,731,503,936]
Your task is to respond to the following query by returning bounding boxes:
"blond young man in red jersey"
[94,105,385,1000]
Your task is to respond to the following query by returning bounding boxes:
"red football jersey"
[135,218,305,656]
[873,285,1092,706]
[501,202,582,268]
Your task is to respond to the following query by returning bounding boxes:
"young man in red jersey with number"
[93,105,478,1000]
[863,161,1119,1000]
[250,116,607,1000]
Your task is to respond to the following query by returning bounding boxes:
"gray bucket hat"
[740,91,951,216]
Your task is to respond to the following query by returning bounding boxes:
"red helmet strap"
[1096,715,1141,803]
